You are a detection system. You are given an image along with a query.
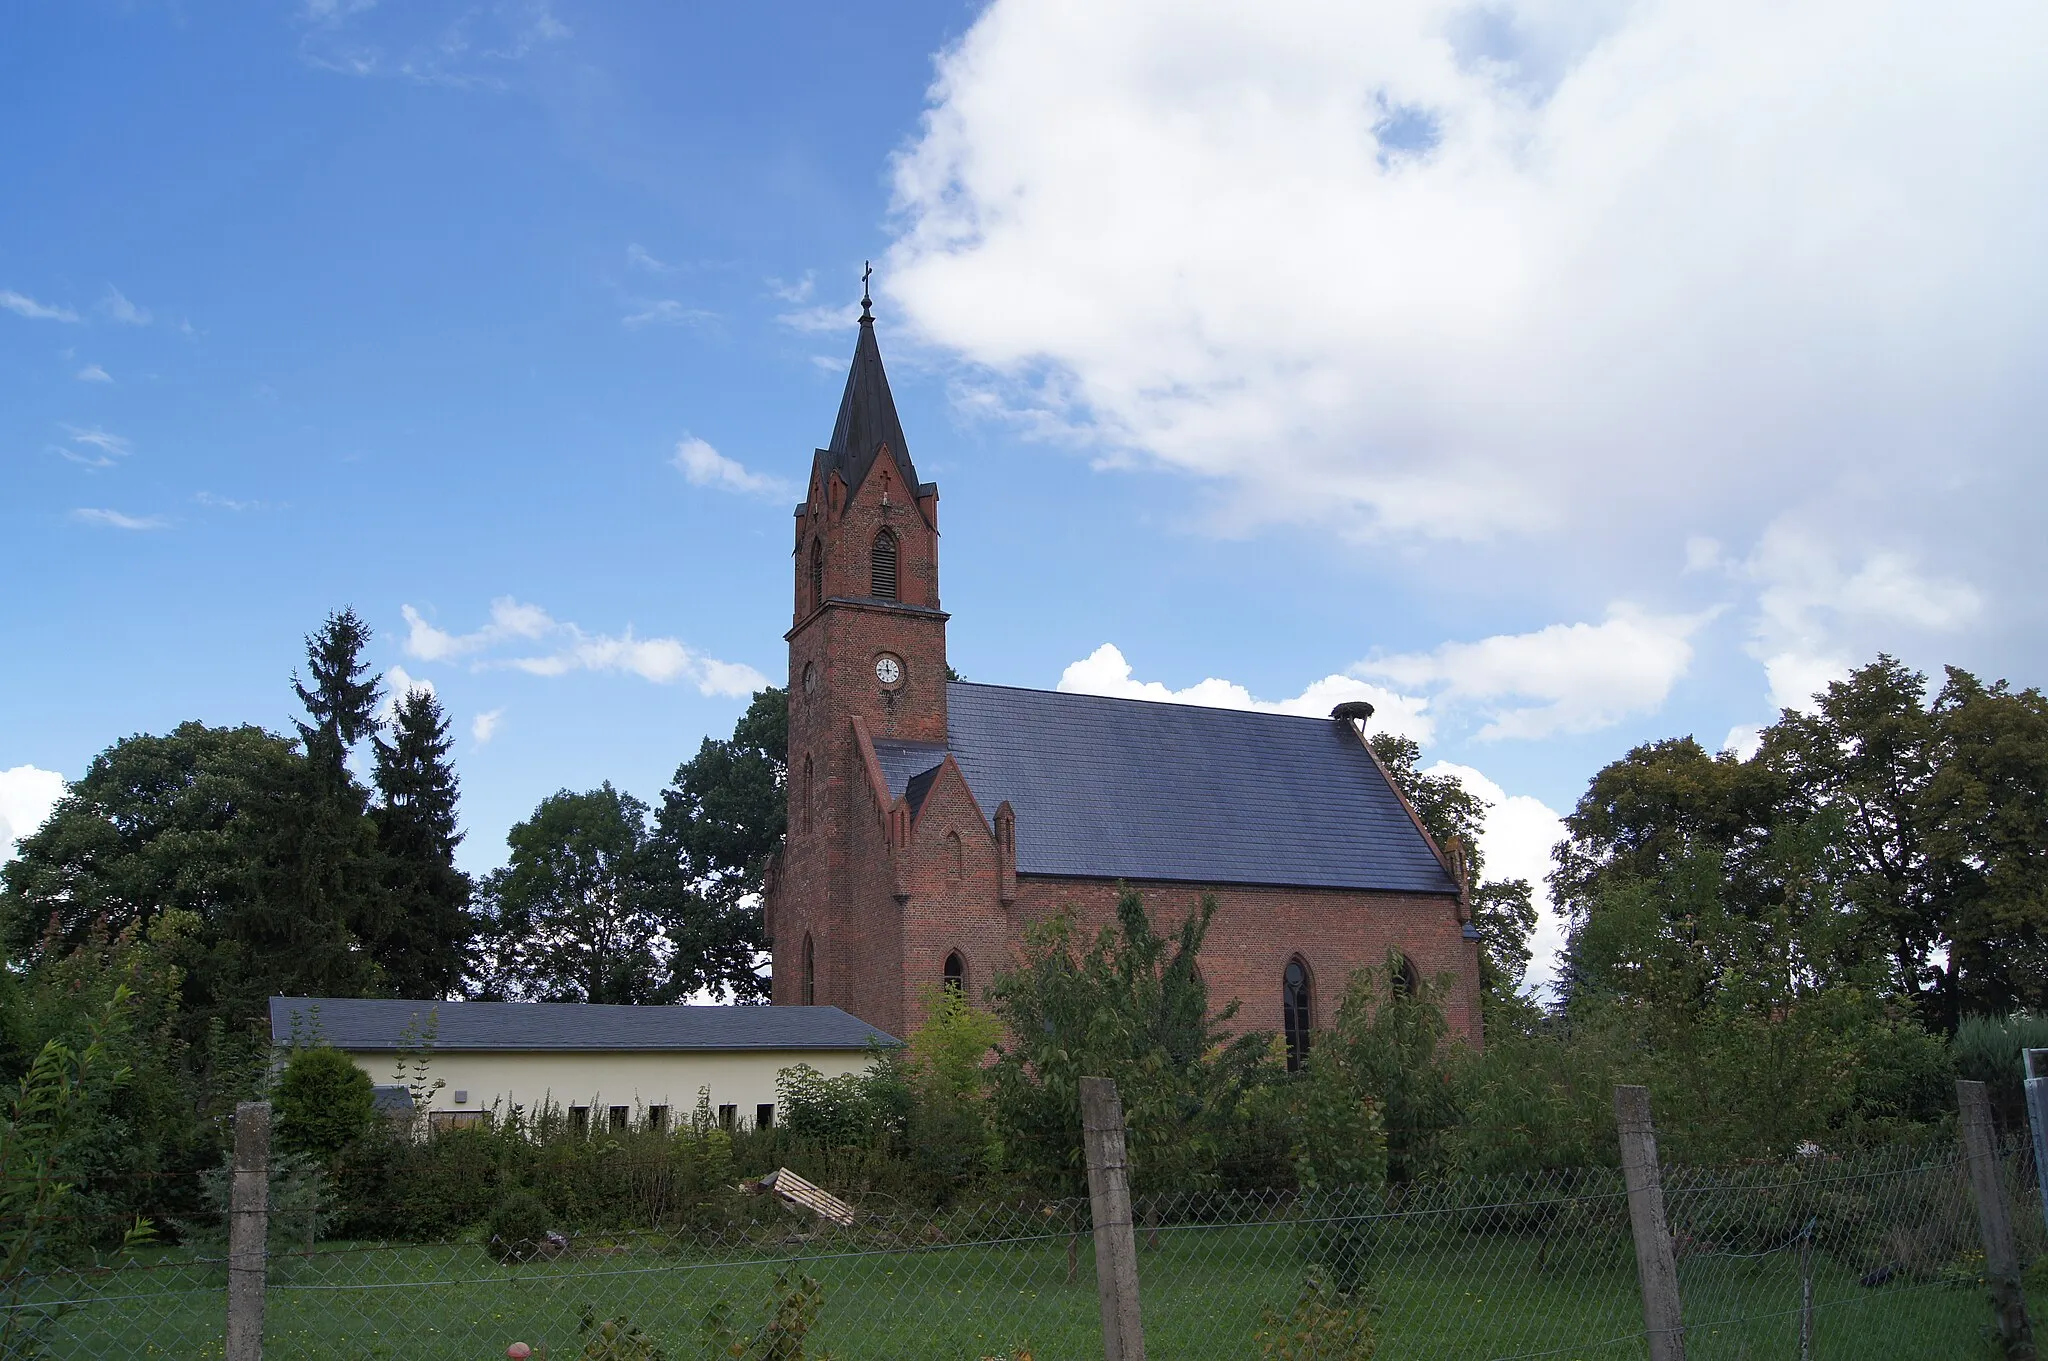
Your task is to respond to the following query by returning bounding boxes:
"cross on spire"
[860,261,874,322]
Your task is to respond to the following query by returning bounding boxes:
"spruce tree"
[371,687,474,997]
[277,607,387,997]
[293,608,383,790]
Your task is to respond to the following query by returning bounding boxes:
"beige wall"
[341,1048,873,1129]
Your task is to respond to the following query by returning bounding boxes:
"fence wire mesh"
[8,1133,2036,1361]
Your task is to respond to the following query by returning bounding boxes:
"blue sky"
[6,0,2045,985]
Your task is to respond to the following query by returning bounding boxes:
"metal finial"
[860,261,874,321]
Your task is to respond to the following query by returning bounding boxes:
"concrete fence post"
[1080,1076,1146,1361]
[1958,1079,2036,1360]
[1614,1085,1686,1361]
[2025,1049,2048,1239]
[225,1101,269,1361]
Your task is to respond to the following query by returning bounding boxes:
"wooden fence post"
[1614,1085,1686,1361]
[225,1100,269,1361]
[1958,1079,2037,1360]
[1080,1076,1146,1361]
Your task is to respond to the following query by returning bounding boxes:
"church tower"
[769,283,948,1018]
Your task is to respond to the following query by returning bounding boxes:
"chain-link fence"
[8,1103,2041,1359]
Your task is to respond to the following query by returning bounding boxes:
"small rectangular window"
[646,1105,668,1132]
[718,1103,737,1133]
[569,1106,589,1136]
[756,1103,775,1131]
[609,1105,630,1133]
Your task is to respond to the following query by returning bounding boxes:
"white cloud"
[401,598,554,662]
[1722,725,1764,761]
[883,0,2048,565]
[471,708,505,744]
[59,425,131,467]
[75,363,111,383]
[298,0,569,87]
[778,302,861,335]
[377,665,436,723]
[1737,520,1981,713]
[0,765,67,863]
[98,286,151,326]
[767,271,816,303]
[1424,761,1569,995]
[623,300,716,328]
[194,491,265,511]
[626,243,674,273]
[72,508,166,530]
[401,598,767,696]
[1057,642,1434,742]
[1358,606,1707,740]
[671,436,792,498]
[1,290,78,322]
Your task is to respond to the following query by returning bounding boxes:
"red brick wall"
[1000,877,1481,1047]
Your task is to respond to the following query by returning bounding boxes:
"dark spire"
[823,264,920,496]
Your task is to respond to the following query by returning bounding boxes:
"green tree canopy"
[476,784,672,1003]
[1367,732,1539,1019]
[651,686,787,1001]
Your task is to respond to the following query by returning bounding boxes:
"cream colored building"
[268,997,896,1134]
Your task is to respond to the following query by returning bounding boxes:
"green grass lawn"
[27,1224,2004,1361]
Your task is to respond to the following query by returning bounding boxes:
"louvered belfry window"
[871,529,899,600]
[809,539,824,610]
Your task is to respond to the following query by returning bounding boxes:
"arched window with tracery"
[1283,957,1313,1072]
[1391,951,1420,999]
[943,950,966,997]
[802,933,816,1006]
[870,529,899,600]
[809,539,824,611]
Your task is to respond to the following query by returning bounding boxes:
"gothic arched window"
[1283,957,1313,1072]
[943,950,966,996]
[871,529,899,600]
[802,933,816,1006]
[1391,951,1420,999]
[809,539,824,611]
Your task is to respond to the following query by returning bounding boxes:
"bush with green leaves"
[985,887,1274,1197]
[699,1270,834,1360]
[486,1190,555,1263]
[274,1044,375,1164]
[1951,1012,2048,1125]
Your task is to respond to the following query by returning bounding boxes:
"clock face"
[874,655,903,687]
[802,662,817,696]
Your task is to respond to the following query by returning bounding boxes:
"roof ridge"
[946,678,1354,727]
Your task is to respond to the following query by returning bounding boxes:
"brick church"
[763,291,1482,1057]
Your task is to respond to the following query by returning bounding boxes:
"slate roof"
[872,683,1458,894]
[268,998,899,1053]
[818,312,924,500]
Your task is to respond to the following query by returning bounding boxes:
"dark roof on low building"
[268,998,899,1053]
[876,683,1457,894]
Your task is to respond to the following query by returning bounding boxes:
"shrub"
[699,1270,833,1360]
[273,1045,375,1164]
[1952,1013,2048,1126]
[1256,1270,1377,1360]
[577,1308,667,1360]
[485,1190,554,1263]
